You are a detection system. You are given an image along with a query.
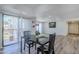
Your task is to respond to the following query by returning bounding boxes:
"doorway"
[68,21,79,35]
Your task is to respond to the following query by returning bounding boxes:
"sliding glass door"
[3,15,18,46]
[3,14,32,47]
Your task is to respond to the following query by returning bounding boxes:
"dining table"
[20,34,49,54]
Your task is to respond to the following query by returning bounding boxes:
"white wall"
[22,19,32,31]
[56,21,68,35]
[0,13,2,48]
[19,18,33,36]
[42,21,68,36]
[18,18,32,35]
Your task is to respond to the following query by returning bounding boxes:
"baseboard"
[56,35,66,37]
[68,33,79,35]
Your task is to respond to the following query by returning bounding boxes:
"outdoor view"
[3,15,18,46]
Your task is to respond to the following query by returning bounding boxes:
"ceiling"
[0,4,79,21]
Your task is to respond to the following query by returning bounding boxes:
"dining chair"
[37,33,56,54]
[23,31,35,54]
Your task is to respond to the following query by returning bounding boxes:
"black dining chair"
[23,31,35,54]
[37,33,56,54]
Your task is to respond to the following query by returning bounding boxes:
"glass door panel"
[3,15,18,46]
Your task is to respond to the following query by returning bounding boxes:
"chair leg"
[20,38,22,53]
[21,47,22,53]
[41,45,44,54]
[52,48,55,54]
[28,44,31,54]
[37,48,39,54]
[52,51,55,54]
[24,42,26,50]
[35,43,36,50]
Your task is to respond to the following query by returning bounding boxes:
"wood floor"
[0,35,79,54]
[55,35,79,54]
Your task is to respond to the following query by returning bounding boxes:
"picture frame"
[49,22,56,28]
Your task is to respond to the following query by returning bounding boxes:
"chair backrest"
[23,31,31,42]
[48,33,56,53]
